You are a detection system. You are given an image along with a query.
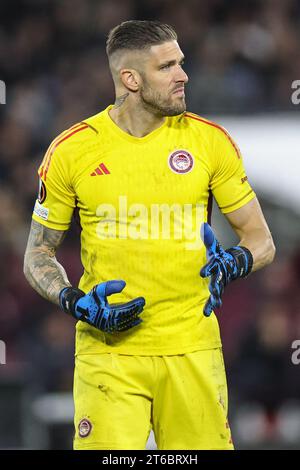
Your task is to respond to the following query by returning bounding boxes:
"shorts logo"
[168,150,194,174]
[78,418,92,438]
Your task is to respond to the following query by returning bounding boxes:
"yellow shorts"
[73,348,234,450]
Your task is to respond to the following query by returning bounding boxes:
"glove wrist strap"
[59,286,85,319]
[226,246,253,278]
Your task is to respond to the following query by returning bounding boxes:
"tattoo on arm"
[23,220,71,305]
[114,92,129,108]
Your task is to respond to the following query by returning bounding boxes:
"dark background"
[0,0,300,449]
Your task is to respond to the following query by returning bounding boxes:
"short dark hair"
[106,20,177,57]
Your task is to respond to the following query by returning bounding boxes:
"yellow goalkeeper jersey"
[32,105,255,355]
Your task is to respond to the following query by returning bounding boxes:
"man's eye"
[160,64,170,70]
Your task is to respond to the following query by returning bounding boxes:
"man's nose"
[176,65,189,84]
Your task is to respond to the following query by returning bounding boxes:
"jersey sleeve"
[210,126,255,214]
[32,139,76,230]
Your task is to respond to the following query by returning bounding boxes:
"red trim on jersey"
[184,113,241,159]
[42,124,89,180]
[39,123,85,179]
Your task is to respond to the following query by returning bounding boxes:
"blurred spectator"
[18,311,75,393]
[230,301,294,411]
[228,299,300,445]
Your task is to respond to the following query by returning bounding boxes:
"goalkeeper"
[24,20,275,450]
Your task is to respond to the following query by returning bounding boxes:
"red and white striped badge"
[168,150,194,174]
[78,418,92,438]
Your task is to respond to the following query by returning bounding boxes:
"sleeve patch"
[38,179,47,203]
[33,200,49,221]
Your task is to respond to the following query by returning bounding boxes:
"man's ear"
[119,69,140,92]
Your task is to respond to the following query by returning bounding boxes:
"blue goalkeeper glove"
[200,223,253,317]
[59,280,145,333]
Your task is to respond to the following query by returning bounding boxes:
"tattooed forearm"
[114,92,129,108]
[23,220,71,305]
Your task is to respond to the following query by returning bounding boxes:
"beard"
[140,81,186,117]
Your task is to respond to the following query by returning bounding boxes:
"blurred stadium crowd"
[0,0,300,449]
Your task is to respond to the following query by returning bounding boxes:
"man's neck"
[109,93,166,138]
